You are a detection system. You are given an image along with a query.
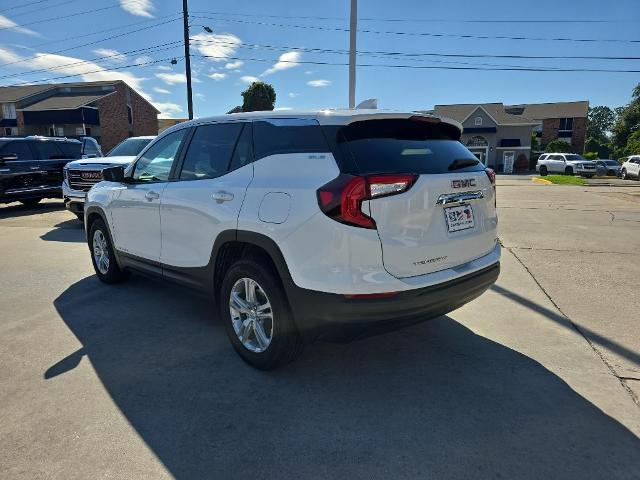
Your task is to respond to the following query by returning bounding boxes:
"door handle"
[212,191,234,203]
[145,190,160,201]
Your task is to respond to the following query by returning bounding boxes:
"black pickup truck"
[0,136,101,206]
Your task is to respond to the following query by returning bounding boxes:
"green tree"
[241,81,276,112]
[624,130,640,156]
[584,137,612,158]
[612,83,640,152]
[587,106,615,141]
[545,139,574,153]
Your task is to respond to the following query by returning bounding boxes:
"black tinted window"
[57,142,82,159]
[180,123,243,180]
[0,141,33,160]
[229,123,254,171]
[32,142,65,160]
[83,139,99,156]
[253,119,329,160]
[332,119,482,175]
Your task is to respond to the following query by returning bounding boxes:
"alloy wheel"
[93,229,110,275]
[229,277,274,353]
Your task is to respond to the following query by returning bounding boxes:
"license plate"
[444,204,475,233]
[81,171,102,180]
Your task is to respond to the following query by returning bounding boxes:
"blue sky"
[0,0,638,118]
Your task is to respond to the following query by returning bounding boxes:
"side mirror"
[102,165,126,183]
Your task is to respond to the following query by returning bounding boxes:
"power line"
[191,14,640,44]
[190,10,637,24]
[0,41,184,80]
[189,37,640,62]
[0,0,53,14]
[0,15,181,68]
[0,0,144,31]
[0,56,184,87]
[5,0,82,19]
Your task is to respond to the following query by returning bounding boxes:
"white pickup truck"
[536,153,597,177]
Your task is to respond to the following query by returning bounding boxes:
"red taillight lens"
[485,167,496,184]
[317,174,417,229]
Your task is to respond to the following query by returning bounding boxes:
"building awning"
[19,93,108,111]
[500,139,521,147]
[0,118,17,127]
[22,107,100,125]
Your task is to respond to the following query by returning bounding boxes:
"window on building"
[474,116,482,126]
[559,118,573,131]
[4,127,12,136]
[75,127,85,136]
[127,105,133,125]
[56,127,64,136]
[2,103,16,119]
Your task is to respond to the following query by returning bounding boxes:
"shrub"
[544,139,574,153]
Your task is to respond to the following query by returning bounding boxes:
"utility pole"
[182,0,193,119]
[348,0,357,109]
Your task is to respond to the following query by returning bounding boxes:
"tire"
[19,198,41,206]
[220,259,304,370]
[621,169,627,180]
[539,165,548,176]
[564,166,574,176]
[88,218,129,284]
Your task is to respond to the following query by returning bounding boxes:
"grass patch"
[538,175,587,185]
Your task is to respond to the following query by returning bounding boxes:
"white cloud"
[134,55,152,65]
[0,14,38,36]
[224,60,244,70]
[93,48,127,63]
[157,65,172,71]
[288,92,299,98]
[262,51,301,76]
[274,107,293,111]
[153,102,183,119]
[119,0,154,18]
[194,93,205,99]
[209,72,226,81]
[307,79,331,87]
[191,31,241,62]
[153,87,170,94]
[156,72,186,85]
[240,75,259,84]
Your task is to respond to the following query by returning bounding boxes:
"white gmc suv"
[84,110,500,369]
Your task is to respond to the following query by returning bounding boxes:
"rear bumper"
[288,262,500,340]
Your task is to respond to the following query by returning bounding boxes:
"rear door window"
[179,123,244,180]
[253,119,329,160]
[0,141,33,160]
[57,142,82,159]
[330,118,481,175]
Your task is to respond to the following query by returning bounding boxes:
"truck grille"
[68,169,103,191]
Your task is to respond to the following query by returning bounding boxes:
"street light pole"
[348,0,357,109]
[182,0,194,120]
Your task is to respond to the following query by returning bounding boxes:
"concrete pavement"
[0,190,639,479]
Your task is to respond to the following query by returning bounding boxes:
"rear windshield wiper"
[448,158,480,171]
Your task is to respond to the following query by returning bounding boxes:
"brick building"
[504,101,589,153]
[0,80,158,152]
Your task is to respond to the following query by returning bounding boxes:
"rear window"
[57,142,82,159]
[329,119,482,175]
[253,119,329,160]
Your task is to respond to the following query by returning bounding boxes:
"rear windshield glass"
[57,142,82,159]
[108,138,153,157]
[330,119,483,175]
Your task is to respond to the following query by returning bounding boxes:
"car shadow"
[39,218,84,243]
[50,275,640,479]
[0,200,65,219]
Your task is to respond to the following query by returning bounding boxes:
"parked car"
[620,155,640,180]
[536,153,597,177]
[0,136,97,206]
[63,136,154,220]
[593,159,622,177]
[84,110,500,369]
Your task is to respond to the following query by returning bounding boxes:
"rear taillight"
[317,173,417,229]
[485,167,496,184]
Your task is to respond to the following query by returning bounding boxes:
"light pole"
[348,0,357,109]
[182,0,193,119]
